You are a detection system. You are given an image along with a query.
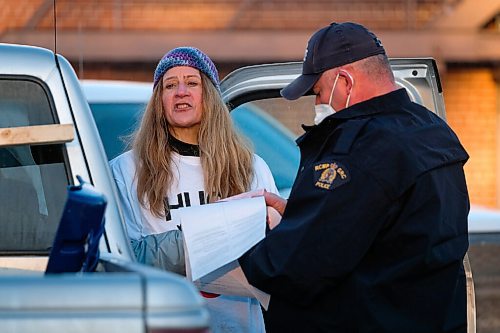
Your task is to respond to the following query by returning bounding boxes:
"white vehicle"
[468,205,500,233]
[0,43,210,333]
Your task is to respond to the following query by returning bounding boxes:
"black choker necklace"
[168,135,200,157]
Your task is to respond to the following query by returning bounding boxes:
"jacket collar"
[298,89,412,144]
[302,88,412,133]
[331,88,411,120]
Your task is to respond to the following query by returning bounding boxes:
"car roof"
[81,79,152,103]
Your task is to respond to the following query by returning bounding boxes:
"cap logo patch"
[303,48,309,62]
[314,161,350,190]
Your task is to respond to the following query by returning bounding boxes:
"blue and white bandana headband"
[153,47,220,92]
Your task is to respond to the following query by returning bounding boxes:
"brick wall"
[72,61,239,83]
[443,67,498,208]
[76,62,154,82]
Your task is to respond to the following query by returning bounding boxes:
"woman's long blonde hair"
[133,73,254,218]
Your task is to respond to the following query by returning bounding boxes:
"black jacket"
[239,89,469,333]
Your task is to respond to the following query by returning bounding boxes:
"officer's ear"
[339,70,355,91]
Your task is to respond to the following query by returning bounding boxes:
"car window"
[251,95,315,135]
[231,96,316,196]
[90,103,144,161]
[0,79,69,253]
[231,103,300,195]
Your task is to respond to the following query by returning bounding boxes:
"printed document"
[179,194,270,308]
[179,196,266,281]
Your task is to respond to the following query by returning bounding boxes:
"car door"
[220,58,476,333]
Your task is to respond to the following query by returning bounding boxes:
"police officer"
[239,22,470,333]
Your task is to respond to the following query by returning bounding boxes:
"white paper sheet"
[179,196,267,281]
[186,259,271,310]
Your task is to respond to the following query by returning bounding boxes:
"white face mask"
[313,71,354,125]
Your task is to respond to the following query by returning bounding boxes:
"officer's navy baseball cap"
[281,22,386,100]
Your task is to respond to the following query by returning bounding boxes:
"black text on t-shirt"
[164,190,208,221]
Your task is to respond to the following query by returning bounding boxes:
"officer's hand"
[267,206,282,230]
[263,191,287,216]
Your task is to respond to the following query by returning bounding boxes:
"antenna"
[53,0,57,54]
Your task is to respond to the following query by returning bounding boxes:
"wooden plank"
[0,124,74,147]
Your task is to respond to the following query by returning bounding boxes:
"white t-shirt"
[110,150,278,333]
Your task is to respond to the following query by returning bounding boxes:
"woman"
[110,47,278,333]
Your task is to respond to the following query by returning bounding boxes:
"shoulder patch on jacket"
[314,161,350,190]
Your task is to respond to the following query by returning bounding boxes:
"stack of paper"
[179,195,270,309]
